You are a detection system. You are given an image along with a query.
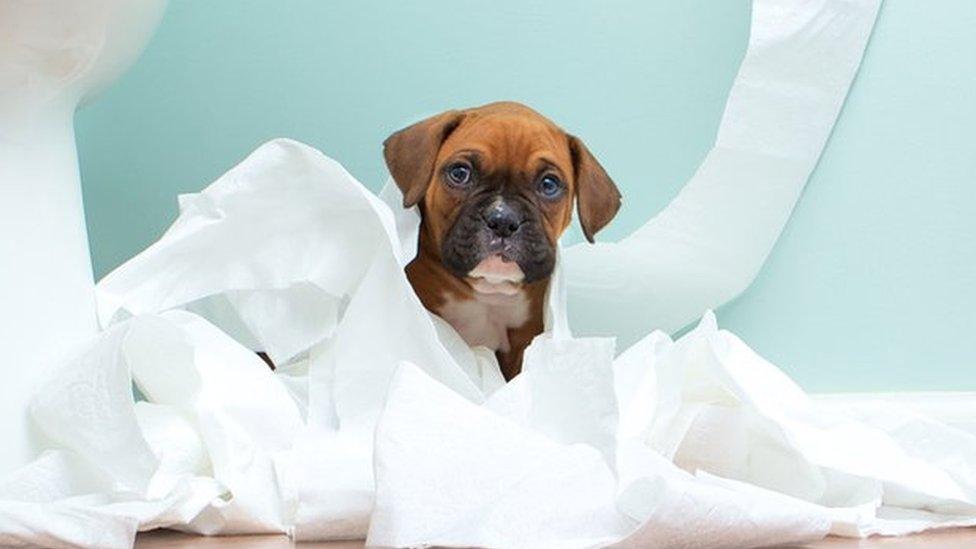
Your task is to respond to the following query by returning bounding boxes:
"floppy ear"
[383,110,464,208]
[569,135,621,243]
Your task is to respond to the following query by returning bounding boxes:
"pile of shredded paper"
[4,1,976,547]
[2,139,974,548]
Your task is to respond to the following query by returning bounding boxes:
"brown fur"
[384,102,620,379]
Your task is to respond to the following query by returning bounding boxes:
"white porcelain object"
[0,0,166,476]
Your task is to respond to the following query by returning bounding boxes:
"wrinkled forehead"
[438,113,574,180]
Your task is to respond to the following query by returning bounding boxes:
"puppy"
[384,102,621,380]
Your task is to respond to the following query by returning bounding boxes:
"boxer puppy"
[384,102,620,380]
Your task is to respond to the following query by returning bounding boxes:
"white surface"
[0,0,167,477]
[813,392,976,437]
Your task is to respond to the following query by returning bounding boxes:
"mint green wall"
[75,0,975,392]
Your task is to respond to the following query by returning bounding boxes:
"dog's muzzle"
[441,195,556,291]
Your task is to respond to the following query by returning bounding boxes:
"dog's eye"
[445,163,472,186]
[538,174,564,198]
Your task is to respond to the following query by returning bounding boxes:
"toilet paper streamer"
[6,0,976,548]
[564,0,883,344]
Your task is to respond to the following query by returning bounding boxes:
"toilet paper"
[368,364,631,549]
[563,0,883,344]
[1,136,973,549]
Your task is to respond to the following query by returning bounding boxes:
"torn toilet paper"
[3,138,974,549]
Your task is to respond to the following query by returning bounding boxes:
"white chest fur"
[437,290,530,353]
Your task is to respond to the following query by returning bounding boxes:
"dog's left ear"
[383,110,464,208]
[569,135,621,243]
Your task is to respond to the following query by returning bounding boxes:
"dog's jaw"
[466,254,525,296]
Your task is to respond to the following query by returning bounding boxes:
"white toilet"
[0,0,166,476]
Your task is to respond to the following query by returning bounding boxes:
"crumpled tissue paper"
[2,138,973,548]
[4,0,976,547]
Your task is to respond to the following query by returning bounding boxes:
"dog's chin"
[465,254,525,296]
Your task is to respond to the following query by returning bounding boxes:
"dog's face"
[384,102,620,294]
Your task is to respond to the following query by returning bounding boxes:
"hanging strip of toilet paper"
[563,0,883,345]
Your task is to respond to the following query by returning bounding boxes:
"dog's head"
[384,102,620,295]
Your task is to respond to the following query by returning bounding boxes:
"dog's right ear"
[383,110,464,208]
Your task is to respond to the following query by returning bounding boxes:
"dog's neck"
[406,224,547,380]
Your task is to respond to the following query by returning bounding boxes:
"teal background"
[75,0,975,392]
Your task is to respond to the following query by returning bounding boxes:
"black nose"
[483,201,524,238]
